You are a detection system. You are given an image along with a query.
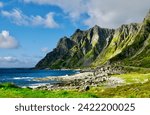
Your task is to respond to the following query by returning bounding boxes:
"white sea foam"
[13,77,33,80]
[26,83,50,88]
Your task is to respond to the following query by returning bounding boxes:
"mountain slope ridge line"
[36,10,150,69]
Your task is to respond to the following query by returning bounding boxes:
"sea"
[0,68,78,87]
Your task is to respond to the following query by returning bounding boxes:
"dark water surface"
[0,68,77,87]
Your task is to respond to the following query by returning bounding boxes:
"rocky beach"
[33,65,126,91]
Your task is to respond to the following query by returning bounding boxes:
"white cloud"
[0,56,19,68]
[24,0,87,21]
[41,47,49,53]
[1,9,59,28]
[0,2,3,8]
[1,9,30,25]
[84,0,150,28]
[0,56,18,63]
[24,0,150,28]
[0,30,19,49]
[32,12,59,28]
[0,56,36,67]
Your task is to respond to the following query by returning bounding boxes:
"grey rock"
[84,85,90,91]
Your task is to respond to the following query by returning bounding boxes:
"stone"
[76,86,80,90]
[100,68,104,71]
[84,85,90,91]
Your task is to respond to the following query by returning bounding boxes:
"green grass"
[124,66,150,73]
[111,66,150,84]
[97,81,150,98]
[0,83,97,98]
[113,73,150,84]
[0,81,150,98]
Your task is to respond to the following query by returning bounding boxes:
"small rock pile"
[94,65,125,77]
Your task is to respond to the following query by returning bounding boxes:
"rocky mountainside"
[36,10,150,69]
[105,9,150,67]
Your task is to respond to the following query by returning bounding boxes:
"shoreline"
[32,72,94,90]
[0,66,126,91]
[32,68,125,90]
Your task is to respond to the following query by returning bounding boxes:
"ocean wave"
[13,77,33,80]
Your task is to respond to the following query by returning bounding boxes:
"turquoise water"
[0,68,77,87]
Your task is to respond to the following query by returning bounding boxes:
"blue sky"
[0,0,150,67]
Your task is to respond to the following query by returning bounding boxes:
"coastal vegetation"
[0,66,150,98]
[0,79,150,98]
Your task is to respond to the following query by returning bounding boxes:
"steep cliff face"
[36,10,150,69]
[36,26,114,69]
[93,23,141,66]
[69,25,114,67]
[35,37,76,69]
[108,10,150,67]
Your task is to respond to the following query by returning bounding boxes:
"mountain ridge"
[36,10,150,69]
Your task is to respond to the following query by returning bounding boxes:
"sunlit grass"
[0,83,98,98]
[0,81,150,98]
[113,73,150,84]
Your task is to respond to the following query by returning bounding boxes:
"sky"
[0,0,150,68]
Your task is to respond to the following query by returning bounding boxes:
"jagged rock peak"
[144,9,150,22]
[116,23,140,34]
[75,29,83,33]
[93,25,100,28]
[119,23,138,28]
[146,9,150,17]
[57,36,69,44]
[57,36,74,48]
[90,25,101,31]
[90,25,115,34]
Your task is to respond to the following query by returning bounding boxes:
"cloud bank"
[23,0,150,28]
[1,9,59,28]
[0,56,37,68]
[0,56,18,63]
[24,0,86,20]
[0,30,19,49]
